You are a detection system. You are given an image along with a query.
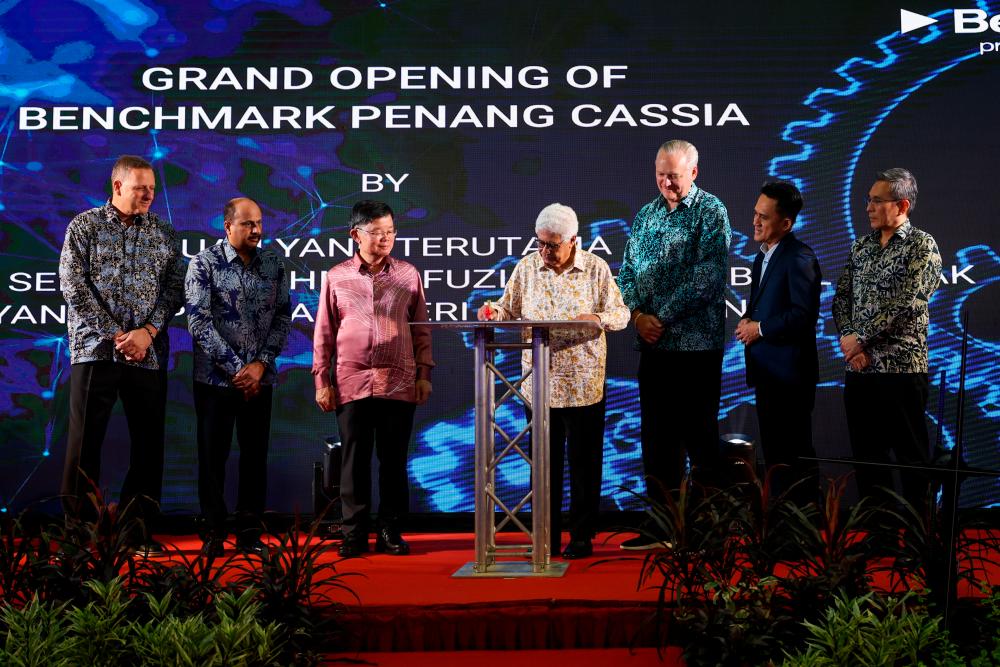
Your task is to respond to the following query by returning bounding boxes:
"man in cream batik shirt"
[479,203,629,559]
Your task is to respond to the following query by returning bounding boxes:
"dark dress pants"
[528,395,607,551]
[194,382,273,540]
[845,372,931,510]
[62,361,166,526]
[638,349,723,503]
[754,378,819,505]
[336,397,416,540]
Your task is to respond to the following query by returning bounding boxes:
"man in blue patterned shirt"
[833,168,941,510]
[59,155,185,551]
[185,197,291,556]
[617,140,731,549]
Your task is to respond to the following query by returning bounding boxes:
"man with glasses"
[478,203,629,558]
[312,200,434,557]
[59,155,185,553]
[833,168,941,509]
[186,197,291,557]
[616,139,731,550]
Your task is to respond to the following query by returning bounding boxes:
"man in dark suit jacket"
[735,181,822,504]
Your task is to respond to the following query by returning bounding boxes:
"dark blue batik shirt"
[617,183,731,351]
[185,241,291,387]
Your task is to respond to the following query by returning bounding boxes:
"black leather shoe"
[561,540,593,559]
[236,538,269,557]
[131,539,166,557]
[201,536,226,558]
[338,534,370,558]
[374,527,410,555]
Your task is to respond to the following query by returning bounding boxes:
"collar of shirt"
[654,182,701,213]
[222,240,259,266]
[759,239,781,257]
[864,219,913,246]
[535,245,586,274]
[102,199,149,227]
[351,251,394,275]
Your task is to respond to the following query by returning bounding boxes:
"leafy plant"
[869,487,1000,614]
[780,591,964,667]
[60,578,134,666]
[132,588,284,666]
[672,577,802,667]
[0,511,52,608]
[778,475,879,620]
[42,488,147,605]
[232,514,358,661]
[0,595,69,667]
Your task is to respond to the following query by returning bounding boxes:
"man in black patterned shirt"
[832,168,942,509]
[59,155,185,551]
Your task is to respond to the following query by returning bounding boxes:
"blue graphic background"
[0,0,997,515]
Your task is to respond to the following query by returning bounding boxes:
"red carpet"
[329,531,660,652]
[151,529,999,657]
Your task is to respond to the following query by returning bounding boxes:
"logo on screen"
[900,7,1000,54]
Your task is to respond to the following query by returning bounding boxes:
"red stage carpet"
[152,528,998,663]
[330,531,661,653]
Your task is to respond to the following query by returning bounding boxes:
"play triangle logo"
[900,8,938,33]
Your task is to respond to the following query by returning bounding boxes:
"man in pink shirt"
[312,200,434,558]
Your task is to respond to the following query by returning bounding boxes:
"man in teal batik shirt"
[617,140,731,549]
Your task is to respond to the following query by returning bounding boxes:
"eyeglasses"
[864,196,902,206]
[357,227,397,240]
[535,238,567,251]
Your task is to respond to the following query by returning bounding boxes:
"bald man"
[185,197,291,556]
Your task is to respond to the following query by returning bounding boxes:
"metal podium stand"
[419,320,600,577]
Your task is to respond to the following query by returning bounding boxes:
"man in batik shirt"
[186,197,291,557]
[59,155,185,552]
[312,200,434,558]
[478,203,629,559]
[833,168,941,509]
[616,139,731,550]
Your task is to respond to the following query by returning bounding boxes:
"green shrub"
[0,578,284,667]
[780,591,964,667]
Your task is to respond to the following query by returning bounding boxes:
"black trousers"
[62,361,166,524]
[638,349,723,502]
[194,382,273,540]
[336,397,416,539]
[754,379,819,505]
[527,396,607,550]
[844,372,931,509]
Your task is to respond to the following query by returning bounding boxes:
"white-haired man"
[617,139,731,549]
[478,203,630,559]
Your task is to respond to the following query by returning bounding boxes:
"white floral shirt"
[491,248,630,407]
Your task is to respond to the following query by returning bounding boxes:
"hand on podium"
[477,301,498,321]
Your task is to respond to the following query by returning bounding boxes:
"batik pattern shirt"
[617,184,731,351]
[492,248,630,408]
[185,242,292,386]
[59,201,184,369]
[833,221,941,374]
[312,254,434,406]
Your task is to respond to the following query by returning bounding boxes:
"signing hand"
[574,313,601,324]
[634,313,664,344]
[477,302,498,321]
[315,386,337,412]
